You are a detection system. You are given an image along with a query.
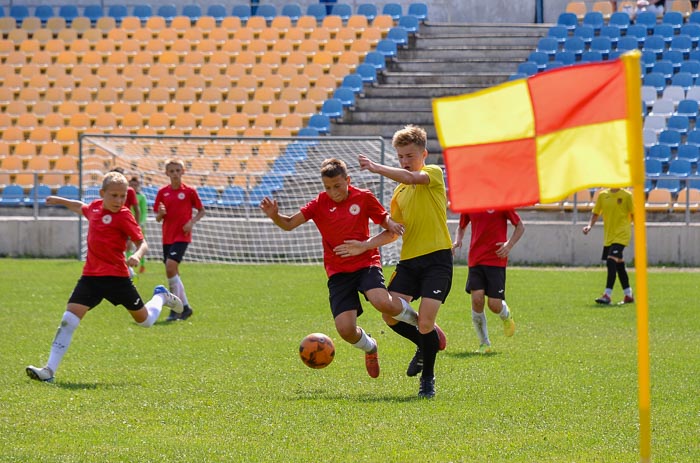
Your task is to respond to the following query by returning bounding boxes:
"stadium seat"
[645,158,663,178]
[0,184,25,206]
[582,12,603,34]
[658,130,681,151]
[280,3,302,22]
[408,2,428,21]
[218,186,245,207]
[382,3,402,21]
[645,188,673,212]
[34,5,54,25]
[308,114,331,134]
[676,99,699,122]
[536,37,559,58]
[517,61,539,76]
[643,72,666,93]
[197,186,219,206]
[681,24,700,48]
[363,51,386,71]
[333,87,356,108]
[387,26,409,46]
[341,73,364,93]
[23,184,51,207]
[677,144,700,166]
[58,5,80,26]
[398,14,419,34]
[206,4,227,23]
[357,3,378,21]
[376,39,398,58]
[157,4,178,23]
[547,25,568,45]
[107,5,128,25]
[83,5,103,24]
[132,4,153,23]
[637,11,658,34]
[331,3,352,21]
[306,3,326,21]
[556,12,578,32]
[10,5,30,24]
[321,98,344,120]
[355,63,377,83]
[181,4,201,21]
[647,144,671,163]
[608,11,630,34]
[255,4,277,22]
[56,185,80,200]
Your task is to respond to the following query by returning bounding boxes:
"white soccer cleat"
[153,285,183,314]
[26,365,54,383]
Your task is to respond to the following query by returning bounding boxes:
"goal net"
[78,134,402,265]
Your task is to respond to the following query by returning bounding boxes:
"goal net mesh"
[79,135,402,265]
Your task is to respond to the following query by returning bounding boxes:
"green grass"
[1,259,698,462]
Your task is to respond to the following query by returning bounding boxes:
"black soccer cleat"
[406,348,423,377]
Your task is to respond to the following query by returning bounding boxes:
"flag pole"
[621,51,652,463]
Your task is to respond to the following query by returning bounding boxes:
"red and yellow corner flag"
[433,52,643,213]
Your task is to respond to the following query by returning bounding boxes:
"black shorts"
[602,243,625,261]
[466,265,507,300]
[163,242,189,263]
[68,276,144,311]
[387,249,453,303]
[327,266,386,319]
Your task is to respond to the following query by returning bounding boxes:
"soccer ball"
[299,333,335,369]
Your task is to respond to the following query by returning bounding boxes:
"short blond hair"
[392,125,427,150]
[164,158,185,170]
[102,171,128,190]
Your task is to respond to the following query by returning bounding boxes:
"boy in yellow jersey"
[356,125,452,398]
[582,188,634,305]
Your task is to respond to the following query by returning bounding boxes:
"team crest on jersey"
[349,204,360,215]
[102,215,112,224]
[486,209,495,214]
[178,192,186,200]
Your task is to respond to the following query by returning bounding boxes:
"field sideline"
[1,259,698,462]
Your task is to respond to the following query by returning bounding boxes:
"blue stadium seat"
[197,186,219,206]
[58,5,80,26]
[0,185,25,206]
[582,11,603,34]
[83,186,101,203]
[376,39,397,58]
[677,144,700,165]
[363,51,386,71]
[232,4,252,22]
[547,25,568,45]
[23,184,52,207]
[0,6,4,17]
[181,4,202,22]
[676,99,699,121]
[407,2,428,21]
[357,3,377,21]
[56,185,80,200]
[536,37,559,58]
[355,63,377,83]
[218,186,245,207]
[297,127,320,138]
[599,25,620,47]
[652,60,674,82]
[132,4,153,23]
[398,14,419,34]
[554,50,576,66]
[142,185,158,206]
[321,99,344,119]
[656,177,681,194]
[529,51,550,70]
[341,73,363,93]
[690,10,700,24]
[647,144,672,163]
[680,61,700,80]
[556,12,578,32]
[608,11,630,34]
[387,26,409,46]
[382,3,402,21]
[687,129,700,146]
[662,50,684,71]
[625,24,647,47]
[580,51,602,63]
[34,5,54,25]
[652,23,674,46]
[245,184,276,207]
[671,72,695,92]
[308,114,331,134]
[667,115,690,136]
[658,129,682,151]
[645,158,663,177]
[574,25,594,46]
[330,3,352,21]
[157,4,178,23]
[254,4,277,22]
[563,37,585,59]
[206,4,227,23]
[669,159,692,177]
[508,72,528,81]
[590,37,612,59]
[306,3,327,21]
[636,11,658,34]
[643,72,666,93]
[107,4,128,25]
[9,5,30,24]
[83,5,104,24]
[643,35,666,59]
[545,60,564,71]
[333,87,355,107]
[271,155,297,175]
[662,11,684,34]
[670,35,693,58]
[281,3,302,22]
[517,61,539,76]
[681,23,700,48]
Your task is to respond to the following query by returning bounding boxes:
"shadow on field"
[442,351,499,359]
[292,389,417,402]
[51,381,132,390]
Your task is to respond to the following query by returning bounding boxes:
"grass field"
[1,259,698,462]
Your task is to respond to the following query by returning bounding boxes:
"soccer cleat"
[503,311,515,337]
[153,285,183,314]
[619,295,635,305]
[434,323,447,350]
[406,348,423,377]
[595,294,612,305]
[165,310,180,322]
[26,365,54,383]
[179,306,194,321]
[418,376,435,399]
[365,350,380,378]
[476,344,494,354]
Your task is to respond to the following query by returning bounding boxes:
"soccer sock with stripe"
[388,321,421,346]
[46,311,80,374]
[471,310,490,346]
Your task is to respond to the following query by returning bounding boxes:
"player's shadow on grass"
[292,389,416,402]
[443,350,499,359]
[52,381,133,390]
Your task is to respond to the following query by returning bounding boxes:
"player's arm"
[127,238,148,267]
[334,229,399,258]
[184,207,206,234]
[260,197,306,231]
[495,221,525,259]
[453,223,466,251]
[358,154,429,185]
[582,213,599,235]
[46,196,84,214]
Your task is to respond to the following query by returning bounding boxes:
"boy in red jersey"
[453,209,524,354]
[154,159,206,321]
[26,171,183,383]
[259,158,420,379]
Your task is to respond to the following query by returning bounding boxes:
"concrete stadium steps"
[330,22,550,163]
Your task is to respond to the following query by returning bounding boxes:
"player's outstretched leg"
[154,285,183,315]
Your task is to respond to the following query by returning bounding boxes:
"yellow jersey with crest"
[390,164,453,260]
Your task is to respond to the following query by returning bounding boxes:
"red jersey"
[459,209,521,268]
[154,184,203,244]
[125,187,137,212]
[81,199,144,277]
[301,185,388,278]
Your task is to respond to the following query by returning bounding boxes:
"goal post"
[78,134,402,265]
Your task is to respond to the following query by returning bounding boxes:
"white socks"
[352,328,377,353]
[392,298,419,326]
[499,300,511,320]
[168,275,189,307]
[137,296,164,327]
[47,311,81,373]
[471,310,490,346]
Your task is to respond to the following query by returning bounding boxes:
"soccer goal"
[78,134,402,265]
